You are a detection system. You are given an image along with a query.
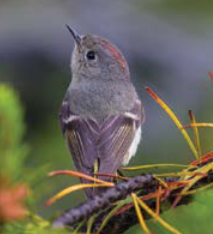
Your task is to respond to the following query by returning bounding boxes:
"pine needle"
[140,189,165,201]
[122,164,189,171]
[188,110,201,158]
[45,183,114,206]
[73,219,86,234]
[179,182,213,196]
[172,161,213,207]
[48,170,114,186]
[134,193,182,234]
[145,87,198,159]
[155,187,162,218]
[183,123,213,129]
[97,201,126,234]
[94,172,128,181]
[191,151,213,166]
[155,171,206,177]
[131,193,152,234]
[87,214,96,234]
[153,175,168,188]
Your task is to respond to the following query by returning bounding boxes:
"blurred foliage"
[3,216,70,234]
[0,84,28,179]
[149,0,213,14]
[0,83,49,189]
[0,83,70,233]
[132,0,213,16]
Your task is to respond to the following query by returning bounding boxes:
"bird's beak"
[66,24,81,48]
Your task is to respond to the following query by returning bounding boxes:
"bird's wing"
[97,99,144,179]
[59,96,144,197]
[59,97,100,198]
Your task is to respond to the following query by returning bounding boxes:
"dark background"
[0,1,213,231]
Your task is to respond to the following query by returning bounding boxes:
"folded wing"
[98,100,143,180]
[59,97,144,198]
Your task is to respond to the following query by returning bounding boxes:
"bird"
[59,25,145,198]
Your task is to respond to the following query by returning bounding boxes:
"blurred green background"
[0,0,213,230]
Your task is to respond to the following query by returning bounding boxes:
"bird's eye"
[86,50,96,60]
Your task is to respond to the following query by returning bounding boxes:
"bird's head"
[66,25,130,81]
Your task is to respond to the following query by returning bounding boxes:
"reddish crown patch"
[100,40,127,71]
